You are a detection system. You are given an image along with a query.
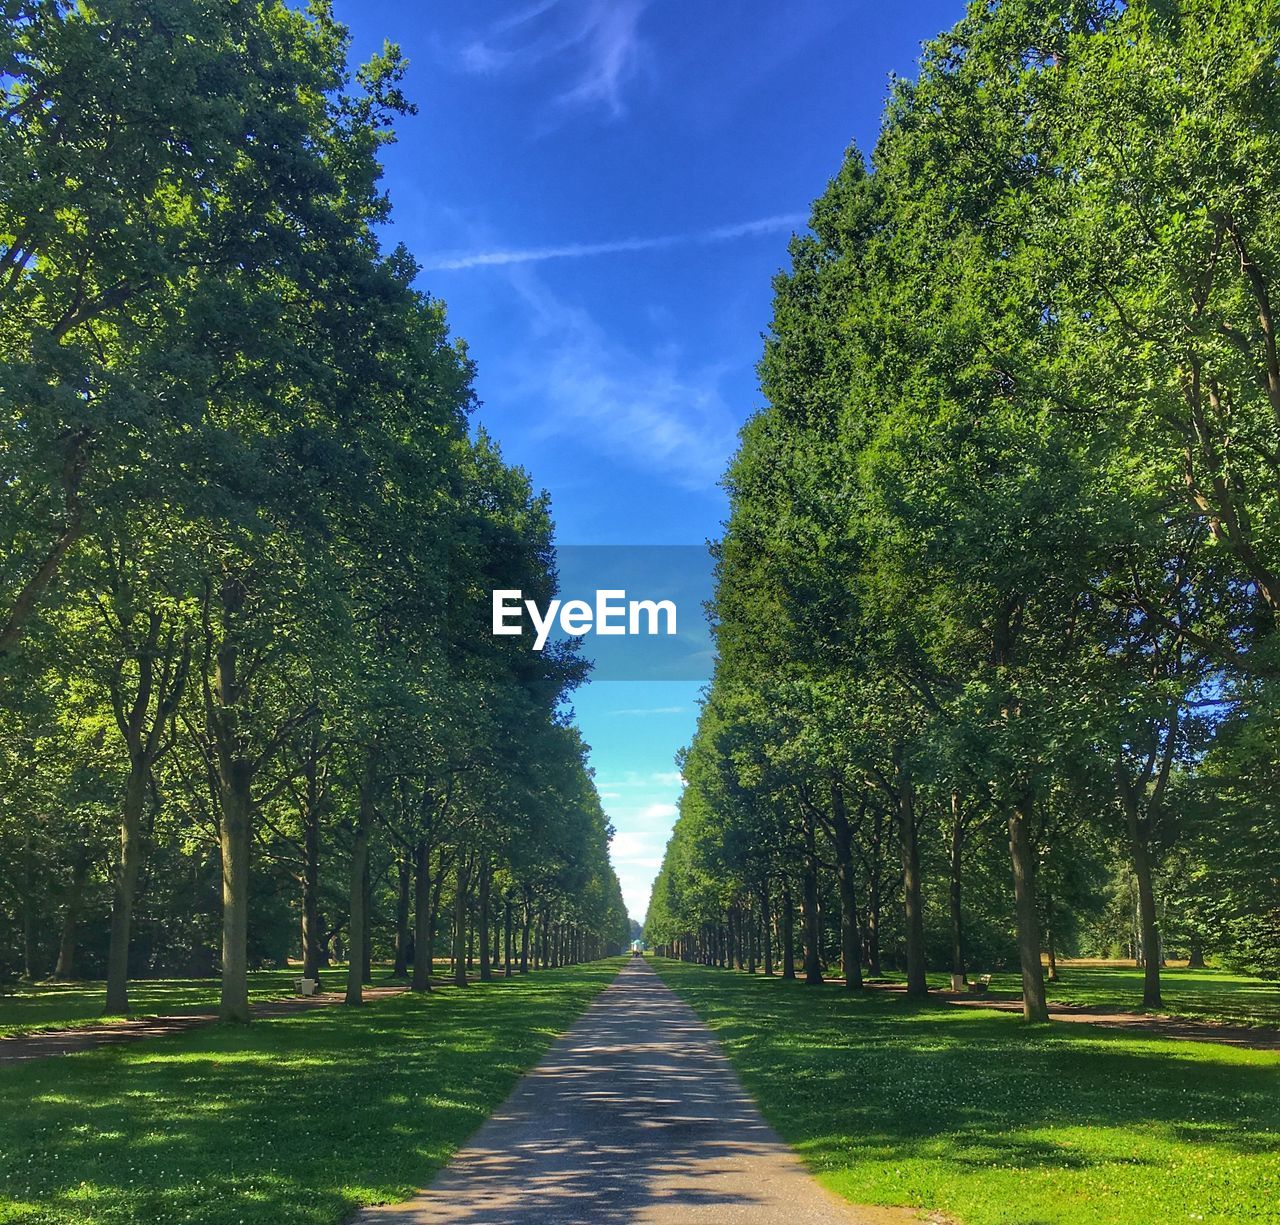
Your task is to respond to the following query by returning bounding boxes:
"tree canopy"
[646,0,1280,1013]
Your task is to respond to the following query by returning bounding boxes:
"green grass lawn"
[1037,963,1280,1026]
[0,959,622,1224]
[0,968,408,1037]
[863,961,1280,1028]
[654,959,1280,1225]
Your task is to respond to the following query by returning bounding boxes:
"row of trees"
[0,0,629,1019]
[646,0,1280,1019]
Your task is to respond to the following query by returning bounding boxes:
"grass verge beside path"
[0,968,407,1037]
[903,962,1280,1028]
[0,959,623,1225]
[653,958,1280,1225]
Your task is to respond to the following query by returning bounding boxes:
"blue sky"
[333,0,966,921]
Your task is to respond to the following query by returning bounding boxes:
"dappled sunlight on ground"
[0,962,622,1224]
[655,960,1280,1225]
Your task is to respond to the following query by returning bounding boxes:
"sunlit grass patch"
[0,968,404,1038]
[0,960,622,1224]
[655,959,1280,1225]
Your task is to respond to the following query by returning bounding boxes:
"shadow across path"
[359,959,917,1224]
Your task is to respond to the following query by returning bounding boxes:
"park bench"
[292,976,319,996]
[968,974,992,995]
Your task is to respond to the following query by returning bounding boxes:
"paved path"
[0,986,407,1067]
[360,959,921,1225]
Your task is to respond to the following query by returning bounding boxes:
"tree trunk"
[761,883,773,976]
[949,796,966,985]
[801,809,822,984]
[831,782,863,990]
[345,752,378,1006]
[54,846,90,981]
[219,761,252,1022]
[211,593,253,1024]
[1116,775,1164,1008]
[361,853,373,985]
[105,764,148,1011]
[1129,827,1162,1007]
[478,856,492,982]
[411,839,433,992]
[1187,932,1205,968]
[393,850,412,977]
[301,793,323,984]
[897,753,927,999]
[453,860,470,987]
[521,894,531,973]
[781,882,796,980]
[865,865,882,977]
[1008,802,1049,1022]
[504,896,513,977]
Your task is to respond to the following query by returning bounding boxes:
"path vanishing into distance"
[359,958,922,1225]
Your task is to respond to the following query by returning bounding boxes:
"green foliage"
[0,1,628,1004]
[649,0,1280,1003]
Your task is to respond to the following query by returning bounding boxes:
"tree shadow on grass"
[0,964,621,1225]
[657,962,1280,1224]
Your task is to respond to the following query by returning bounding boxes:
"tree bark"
[520,892,532,973]
[504,896,513,977]
[831,782,863,990]
[219,760,252,1021]
[345,750,378,1006]
[801,806,822,984]
[949,793,966,985]
[1008,802,1049,1022]
[1129,829,1162,1007]
[452,859,470,987]
[54,846,89,981]
[864,805,884,976]
[393,849,412,977]
[411,839,433,991]
[210,581,253,1024]
[781,882,796,980]
[301,788,323,985]
[897,754,927,998]
[761,882,773,976]
[105,764,148,1011]
[478,855,492,982]
[1117,768,1164,1008]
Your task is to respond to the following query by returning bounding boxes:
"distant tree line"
[0,0,629,1018]
[645,0,1280,1017]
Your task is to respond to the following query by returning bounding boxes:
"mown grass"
[0,959,622,1224]
[0,967,432,1037]
[906,962,1280,1028]
[860,960,1280,1028]
[1038,963,1280,1027]
[654,958,1280,1225]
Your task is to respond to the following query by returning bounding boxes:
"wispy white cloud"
[422,213,806,272]
[593,771,686,918]
[494,262,741,491]
[458,0,649,119]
